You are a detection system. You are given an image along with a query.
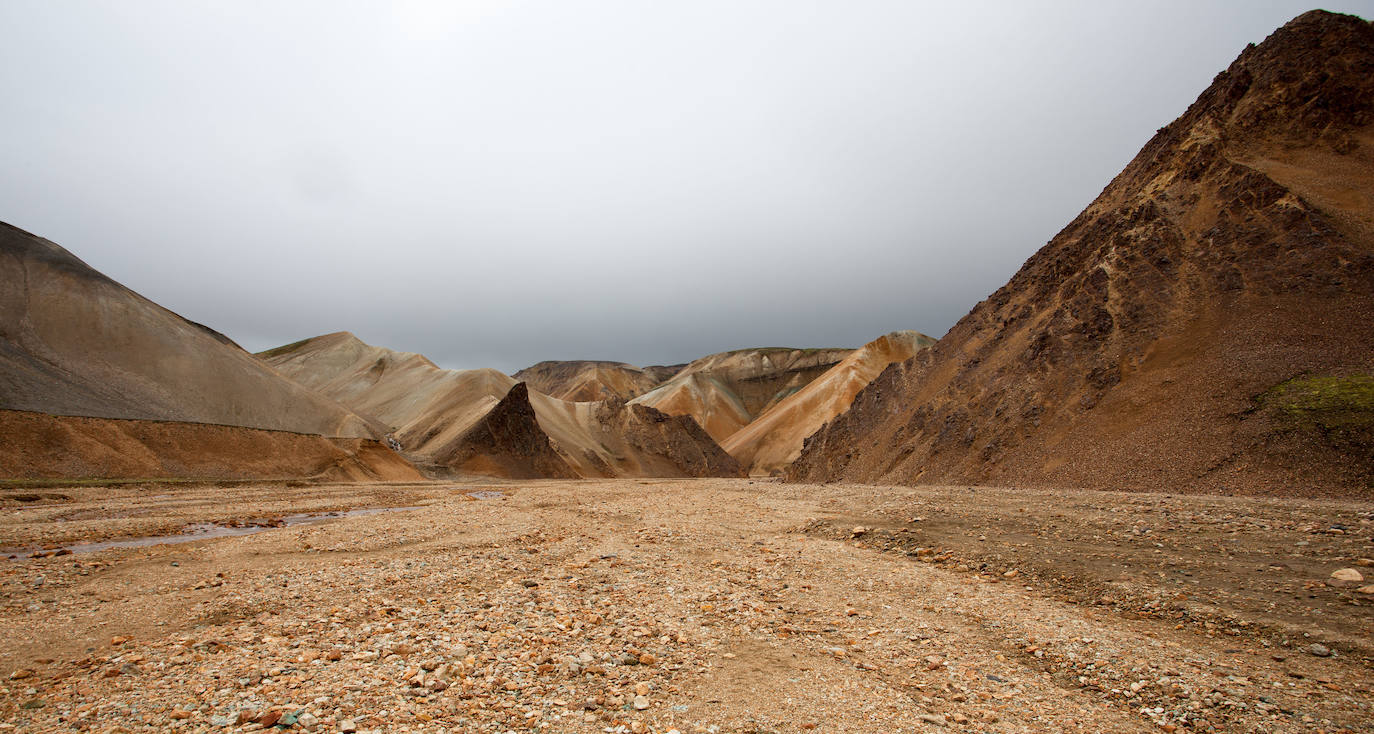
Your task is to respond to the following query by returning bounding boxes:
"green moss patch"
[1260,374,1374,433]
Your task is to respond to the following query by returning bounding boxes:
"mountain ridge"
[787,10,1374,496]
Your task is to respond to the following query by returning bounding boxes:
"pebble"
[6,479,1373,734]
[1307,643,1332,658]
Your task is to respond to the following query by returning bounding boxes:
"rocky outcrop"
[789,11,1374,496]
[431,383,578,479]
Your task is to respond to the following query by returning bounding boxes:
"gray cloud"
[3,0,1370,372]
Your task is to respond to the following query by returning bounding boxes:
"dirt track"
[1,479,1371,732]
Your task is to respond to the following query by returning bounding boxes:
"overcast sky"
[3,1,1370,372]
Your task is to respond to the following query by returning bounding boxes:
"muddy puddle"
[8,505,427,559]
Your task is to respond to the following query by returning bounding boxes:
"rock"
[851,526,868,537]
[339,720,358,733]
[9,669,34,680]
[298,712,319,729]
[638,652,657,665]
[1307,643,1332,658]
[1330,568,1363,585]
[257,710,282,727]
[633,695,650,710]
[1356,585,1374,594]
[918,713,946,726]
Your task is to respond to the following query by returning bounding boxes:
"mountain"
[629,347,853,443]
[0,222,379,437]
[0,222,419,481]
[722,331,934,475]
[512,360,668,402]
[260,333,744,479]
[789,11,1374,496]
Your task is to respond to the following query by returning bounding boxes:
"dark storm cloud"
[3,1,1370,372]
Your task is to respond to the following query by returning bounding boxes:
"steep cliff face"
[789,11,1374,496]
[262,333,743,479]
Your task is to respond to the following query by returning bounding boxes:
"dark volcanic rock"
[433,383,578,479]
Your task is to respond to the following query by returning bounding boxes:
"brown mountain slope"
[0,223,416,481]
[512,360,663,402]
[629,347,852,443]
[0,410,422,482]
[789,11,1374,496]
[0,222,378,439]
[261,333,743,479]
[722,331,934,475]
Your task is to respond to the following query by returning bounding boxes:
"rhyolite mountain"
[630,347,854,443]
[789,11,1374,496]
[261,332,744,479]
[512,360,679,402]
[0,222,420,481]
[722,331,934,475]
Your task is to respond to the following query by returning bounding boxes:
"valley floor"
[0,479,1371,733]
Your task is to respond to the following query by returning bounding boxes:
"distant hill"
[722,331,933,475]
[789,11,1374,496]
[512,360,669,402]
[261,332,744,479]
[629,347,853,443]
